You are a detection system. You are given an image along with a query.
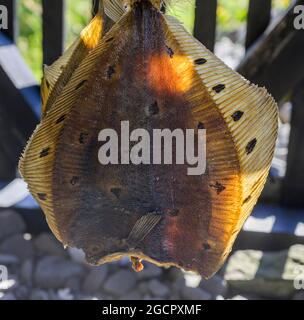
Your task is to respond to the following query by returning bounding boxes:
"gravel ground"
[0,209,225,300]
[0,209,303,300]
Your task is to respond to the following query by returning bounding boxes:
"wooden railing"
[2,0,280,62]
[1,0,304,207]
[194,0,272,51]
[1,0,299,65]
[2,0,98,65]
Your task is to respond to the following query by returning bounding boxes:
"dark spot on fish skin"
[148,101,159,116]
[194,58,207,65]
[106,37,114,43]
[231,229,239,236]
[246,138,257,155]
[79,132,88,144]
[37,193,47,201]
[75,80,87,90]
[212,84,226,93]
[203,242,211,250]
[111,187,122,199]
[168,209,179,217]
[39,147,50,158]
[107,65,116,79]
[252,179,261,191]
[70,176,80,186]
[178,261,185,268]
[198,122,205,129]
[243,195,252,205]
[90,245,101,253]
[56,114,66,124]
[160,2,166,13]
[166,46,174,58]
[209,182,226,194]
[231,111,244,121]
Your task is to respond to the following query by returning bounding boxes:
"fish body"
[19,0,278,278]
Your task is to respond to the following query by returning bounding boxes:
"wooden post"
[194,0,217,52]
[281,79,304,208]
[0,67,38,180]
[92,0,99,16]
[42,0,66,66]
[246,0,272,50]
[237,0,304,102]
[1,0,18,43]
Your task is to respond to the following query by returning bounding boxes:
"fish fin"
[19,16,129,244]
[18,120,61,241]
[127,213,163,247]
[41,12,105,116]
[104,0,125,22]
[41,39,80,114]
[164,14,278,275]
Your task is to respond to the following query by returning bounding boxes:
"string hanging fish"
[19,0,278,278]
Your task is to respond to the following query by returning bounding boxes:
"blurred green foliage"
[17,0,291,81]
[18,0,92,80]
[18,0,42,80]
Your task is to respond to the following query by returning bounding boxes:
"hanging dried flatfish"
[19,0,278,278]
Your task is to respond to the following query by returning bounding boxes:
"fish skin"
[53,3,213,274]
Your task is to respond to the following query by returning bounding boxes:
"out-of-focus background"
[0,0,304,300]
